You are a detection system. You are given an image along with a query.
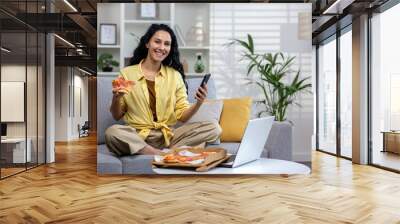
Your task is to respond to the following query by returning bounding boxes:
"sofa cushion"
[97,74,124,145]
[97,144,123,174]
[186,100,223,124]
[120,155,156,174]
[186,99,223,144]
[219,97,252,142]
[186,76,216,103]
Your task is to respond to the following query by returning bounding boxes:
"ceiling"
[0,0,99,73]
[0,0,394,73]
[311,0,389,43]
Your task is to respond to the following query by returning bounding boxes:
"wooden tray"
[152,147,228,172]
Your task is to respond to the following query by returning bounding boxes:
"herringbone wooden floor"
[1,135,400,224]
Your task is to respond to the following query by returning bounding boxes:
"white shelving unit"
[97,72,120,76]
[125,20,172,24]
[173,3,210,75]
[97,45,120,49]
[97,4,122,75]
[186,73,206,77]
[97,3,210,76]
[179,46,210,50]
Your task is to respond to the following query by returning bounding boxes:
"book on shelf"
[174,25,186,47]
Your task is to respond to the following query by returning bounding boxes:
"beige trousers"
[105,121,221,156]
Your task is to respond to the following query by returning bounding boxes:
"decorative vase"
[186,24,205,46]
[194,53,205,73]
[181,58,189,73]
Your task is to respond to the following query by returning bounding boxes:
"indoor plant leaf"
[231,33,312,121]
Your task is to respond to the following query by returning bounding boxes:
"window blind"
[209,3,313,116]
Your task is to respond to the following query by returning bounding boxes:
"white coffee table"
[153,158,310,175]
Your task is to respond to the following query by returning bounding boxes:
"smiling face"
[145,30,172,63]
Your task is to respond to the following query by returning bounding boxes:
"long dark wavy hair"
[129,24,187,89]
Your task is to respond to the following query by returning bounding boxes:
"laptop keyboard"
[227,155,236,163]
[220,154,236,166]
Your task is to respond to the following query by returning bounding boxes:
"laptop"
[219,116,274,168]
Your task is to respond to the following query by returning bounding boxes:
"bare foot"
[138,145,162,155]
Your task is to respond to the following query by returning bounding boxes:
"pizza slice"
[112,76,135,93]
[162,150,217,164]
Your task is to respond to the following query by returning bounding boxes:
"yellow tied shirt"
[118,61,190,147]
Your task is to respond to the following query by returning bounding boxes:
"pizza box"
[152,147,229,172]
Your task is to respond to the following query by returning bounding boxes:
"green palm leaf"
[230,34,312,121]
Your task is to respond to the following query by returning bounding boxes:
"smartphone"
[200,73,211,87]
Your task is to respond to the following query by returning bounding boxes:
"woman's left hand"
[195,85,208,104]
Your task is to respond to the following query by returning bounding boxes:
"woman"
[105,24,221,156]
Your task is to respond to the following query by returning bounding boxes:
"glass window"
[318,37,337,154]
[27,31,38,170]
[1,30,28,178]
[371,3,400,171]
[38,33,46,165]
[0,1,46,179]
[340,29,352,158]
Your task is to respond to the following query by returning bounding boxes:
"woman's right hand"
[110,77,133,120]
[112,88,128,98]
[112,76,135,98]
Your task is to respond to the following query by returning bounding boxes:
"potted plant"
[231,34,311,121]
[97,53,119,72]
[231,34,311,160]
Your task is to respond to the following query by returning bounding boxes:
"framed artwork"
[138,3,159,19]
[99,24,117,45]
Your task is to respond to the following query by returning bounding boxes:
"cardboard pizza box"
[152,147,229,172]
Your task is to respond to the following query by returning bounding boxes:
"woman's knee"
[206,122,222,140]
[105,125,121,143]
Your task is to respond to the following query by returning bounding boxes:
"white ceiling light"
[54,34,75,48]
[323,0,354,15]
[76,49,84,55]
[78,67,93,76]
[1,47,11,53]
[63,0,78,12]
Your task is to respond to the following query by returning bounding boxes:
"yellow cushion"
[219,97,252,142]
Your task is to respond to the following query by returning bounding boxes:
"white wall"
[1,65,37,137]
[72,73,89,138]
[210,3,313,162]
[54,67,89,141]
[55,67,69,141]
[1,64,46,164]
[1,65,27,140]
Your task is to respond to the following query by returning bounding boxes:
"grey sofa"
[97,75,289,174]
